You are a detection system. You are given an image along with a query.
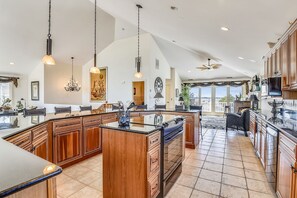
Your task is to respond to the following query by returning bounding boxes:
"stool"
[224,105,231,117]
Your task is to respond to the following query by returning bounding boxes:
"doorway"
[132,81,145,105]
[166,79,174,109]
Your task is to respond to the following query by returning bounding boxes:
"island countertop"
[0,138,62,197]
[101,114,183,134]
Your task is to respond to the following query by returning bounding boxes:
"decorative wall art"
[31,81,40,101]
[90,67,107,101]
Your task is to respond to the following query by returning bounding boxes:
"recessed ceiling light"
[221,27,229,31]
[10,62,14,65]
[172,40,176,43]
[238,57,244,60]
[121,27,125,31]
[188,70,191,73]
[250,59,256,63]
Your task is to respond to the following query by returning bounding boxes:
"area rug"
[202,116,226,129]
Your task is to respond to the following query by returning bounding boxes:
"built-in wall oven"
[162,119,184,195]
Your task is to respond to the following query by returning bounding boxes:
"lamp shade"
[249,94,259,101]
[90,66,100,74]
[154,92,164,99]
[42,55,56,65]
[178,96,184,102]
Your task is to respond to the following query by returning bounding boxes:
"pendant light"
[64,57,81,92]
[134,4,143,79]
[90,0,100,74]
[42,0,56,65]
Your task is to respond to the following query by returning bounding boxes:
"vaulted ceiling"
[97,0,297,80]
[0,0,115,75]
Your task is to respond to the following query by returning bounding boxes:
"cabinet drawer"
[148,172,160,198]
[32,124,48,140]
[83,115,101,126]
[147,131,161,151]
[101,113,117,124]
[53,118,82,133]
[147,146,160,178]
[279,133,296,159]
[6,131,32,148]
[130,112,140,117]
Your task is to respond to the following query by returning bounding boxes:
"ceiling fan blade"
[211,64,222,67]
[196,67,207,69]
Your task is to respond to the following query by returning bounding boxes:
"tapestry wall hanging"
[90,67,107,101]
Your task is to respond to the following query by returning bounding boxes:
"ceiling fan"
[196,58,222,71]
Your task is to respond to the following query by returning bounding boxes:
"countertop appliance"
[266,124,279,190]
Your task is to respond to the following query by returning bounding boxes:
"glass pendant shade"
[42,55,56,65]
[134,60,142,78]
[90,66,100,74]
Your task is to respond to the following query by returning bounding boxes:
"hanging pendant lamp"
[42,0,56,65]
[134,4,143,79]
[90,0,100,74]
[64,57,81,92]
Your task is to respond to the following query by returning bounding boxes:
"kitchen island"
[101,114,184,198]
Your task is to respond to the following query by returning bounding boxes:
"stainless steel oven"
[163,119,184,195]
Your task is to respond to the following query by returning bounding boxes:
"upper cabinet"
[281,38,290,90]
[263,20,297,98]
[290,31,297,89]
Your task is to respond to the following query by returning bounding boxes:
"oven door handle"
[164,130,183,144]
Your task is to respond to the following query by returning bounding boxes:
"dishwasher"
[265,125,279,191]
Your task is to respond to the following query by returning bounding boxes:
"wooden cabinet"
[290,31,297,89]
[282,38,291,90]
[101,113,117,124]
[267,56,272,78]
[102,128,161,198]
[6,130,32,152]
[32,124,50,161]
[53,118,83,166]
[83,115,102,156]
[277,133,297,198]
[6,123,50,161]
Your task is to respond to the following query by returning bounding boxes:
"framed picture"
[90,67,108,101]
[31,81,39,101]
[175,88,179,97]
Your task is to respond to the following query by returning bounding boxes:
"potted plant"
[181,84,190,110]
[1,97,12,112]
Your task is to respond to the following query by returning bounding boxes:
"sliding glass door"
[200,87,212,112]
[215,86,227,113]
[190,85,244,114]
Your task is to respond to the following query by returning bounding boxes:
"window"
[215,86,227,112]
[230,86,243,112]
[190,87,200,105]
[201,86,212,112]
[0,83,11,100]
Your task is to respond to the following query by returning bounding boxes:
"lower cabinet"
[277,134,297,198]
[33,136,49,161]
[83,125,101,155]
[53,118,83,166]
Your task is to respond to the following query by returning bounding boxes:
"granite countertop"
[0,139,62,197]
[251,109,297,142]
[101,114,184,134]
[0,109,199,139]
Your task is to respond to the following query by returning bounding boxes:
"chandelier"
[64,57,81,92]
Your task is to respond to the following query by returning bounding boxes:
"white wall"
[82,33,172,109]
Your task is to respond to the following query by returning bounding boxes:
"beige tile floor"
[56,128,277,198]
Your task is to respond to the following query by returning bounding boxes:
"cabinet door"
[290,31,297,88]
[83,125,102,155]
[276,48,282,75]
[282,39,290,89]
[185,121,194,149]
[267,56,272,78]
[277,145,295,198]
[264,59,268,79]
[55,129,82,166]
[6,130,32,152]
[33,137,49,161]
[260,132,266,167]
[271,52,276,76]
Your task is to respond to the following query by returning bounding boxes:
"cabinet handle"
[291,164,297,173]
